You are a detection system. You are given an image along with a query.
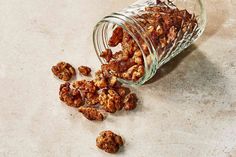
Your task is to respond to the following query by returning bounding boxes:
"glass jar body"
[93,0,206,85]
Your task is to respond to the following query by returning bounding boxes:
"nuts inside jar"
[99,5,198,83]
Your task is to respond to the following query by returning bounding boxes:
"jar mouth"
[93,14,158,86]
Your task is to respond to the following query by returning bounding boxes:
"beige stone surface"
[0,0,236,157]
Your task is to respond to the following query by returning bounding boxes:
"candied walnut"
[167,26,177,43]
[112,51,129,61]
[59,82,83,107]
[133,56,143,65]
[122,65,145,81]
[132,65,145,81]
[96,130,124,154]
[99,89,123,113]
[94,70,118,89]
[124,93,138,111]
[108,76,117,87]
[73,80,97,94]
[52,62,75,81]
[78,106,104,121]
[100,49,113,62]
[102,59,136,74]
[78,66,91,76]
[85,93,99,105]
[156,25,164,36]
[108,26,123,47]
[115,86,130,98]
[94,70,108,89]
[159,37,167,48]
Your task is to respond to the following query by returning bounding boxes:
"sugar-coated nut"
[100,49,113,62]
[112,51,129,61]
[78,66,91,76]
[79,106,104,121]
[167,26,177,43]
[59,82,83,107]
[94,70,108,89]
[108,76,117,87]
[108,26,123,47]
[115,86,130,98]
[85,93,100,105]
[52,62,75,81]
[134,56,143,65]
[99,89,122,113]
[96,130,124,154]
[73,80,97,94]
[124,93,138,111]
[132,65,145,81]
[122,65,144,81]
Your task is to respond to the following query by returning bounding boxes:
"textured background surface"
[0,0,236,157]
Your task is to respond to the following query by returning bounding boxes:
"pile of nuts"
[51,2,198,154]
[51,62,138,121]
[51,62,136,153]
[100,5,198,82]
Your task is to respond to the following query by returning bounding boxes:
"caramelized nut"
[78,66,91,76]
[79,106,104,121]
[59,82,83,107]
[108,26,123,47]
[96,130,124,153]
[99,89,123,113]
[124,93,138,111]
[100,49,113,62]
[52,62,75,81]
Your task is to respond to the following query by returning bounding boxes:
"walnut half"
[96,130,124,153]
[52,62,76,81]
[59,82,83,107]
[79,106,104,121]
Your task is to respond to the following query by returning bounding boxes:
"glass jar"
[93,0,206,85]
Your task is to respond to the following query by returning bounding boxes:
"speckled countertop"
[0,0,236,157]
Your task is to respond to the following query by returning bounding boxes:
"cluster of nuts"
[100,5,197,82]
[52,61,138,122]
[52,63,133,153]
[60,71,137,121]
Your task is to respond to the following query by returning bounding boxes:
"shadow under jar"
[93,0,206,85]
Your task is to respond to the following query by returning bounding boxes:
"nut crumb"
[96,130,124,153]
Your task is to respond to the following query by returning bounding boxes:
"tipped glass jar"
[93,0,206,85]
